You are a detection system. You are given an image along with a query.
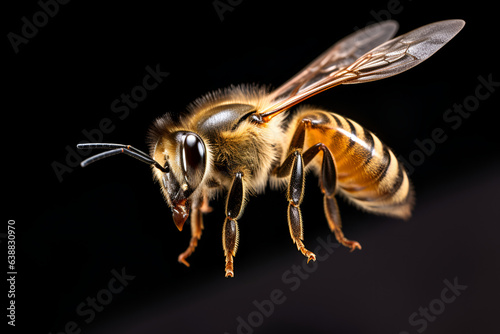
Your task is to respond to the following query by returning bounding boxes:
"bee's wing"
[268,21,399,104]
[259,19,465,122]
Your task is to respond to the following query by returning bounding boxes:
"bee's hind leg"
[303,143,362,252]
[323,195,362,252]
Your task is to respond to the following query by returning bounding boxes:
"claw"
[178,254,191,267]
[349,241,362,252]
[307,253,316,263]
[298,245,317,263]
[225,263,234,278]
[344,240,362,252]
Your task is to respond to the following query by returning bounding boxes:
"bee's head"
[77,117,208,232]
[151,130,208,230]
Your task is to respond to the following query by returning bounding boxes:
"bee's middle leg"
[286,150,316,262]
[274,118,361,258]
[273,119,315,262]
[222,171,245,278]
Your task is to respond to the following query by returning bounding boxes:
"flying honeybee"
[78,20,464,277]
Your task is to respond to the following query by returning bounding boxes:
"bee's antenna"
[77,143,169,173]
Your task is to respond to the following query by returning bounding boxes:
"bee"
[77,20,464,277]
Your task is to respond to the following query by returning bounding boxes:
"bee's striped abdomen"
[296,108,414,219]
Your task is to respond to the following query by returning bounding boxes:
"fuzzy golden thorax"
[147,85,287,229]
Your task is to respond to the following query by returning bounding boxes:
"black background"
[5,0,499,333]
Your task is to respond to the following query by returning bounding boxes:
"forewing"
[269,20,399,103]
[343,19,465,84]
[260,20,465,121]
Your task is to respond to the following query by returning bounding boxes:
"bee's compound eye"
[181,133,206,185]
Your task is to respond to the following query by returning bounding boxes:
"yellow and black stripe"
[293,108,414,219]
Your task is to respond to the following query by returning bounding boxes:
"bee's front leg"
[178,195,210,267]
[222,172,245,277]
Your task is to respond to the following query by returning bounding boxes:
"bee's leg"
[275,118,361,254]
[323,195,362,251]
[288,150,317,262]
[273,120,315,262]
[274,147,316,262]
[200,193,213,214]
[177,197,204,267]
[302,143,362,251]
[222,172,245,277]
